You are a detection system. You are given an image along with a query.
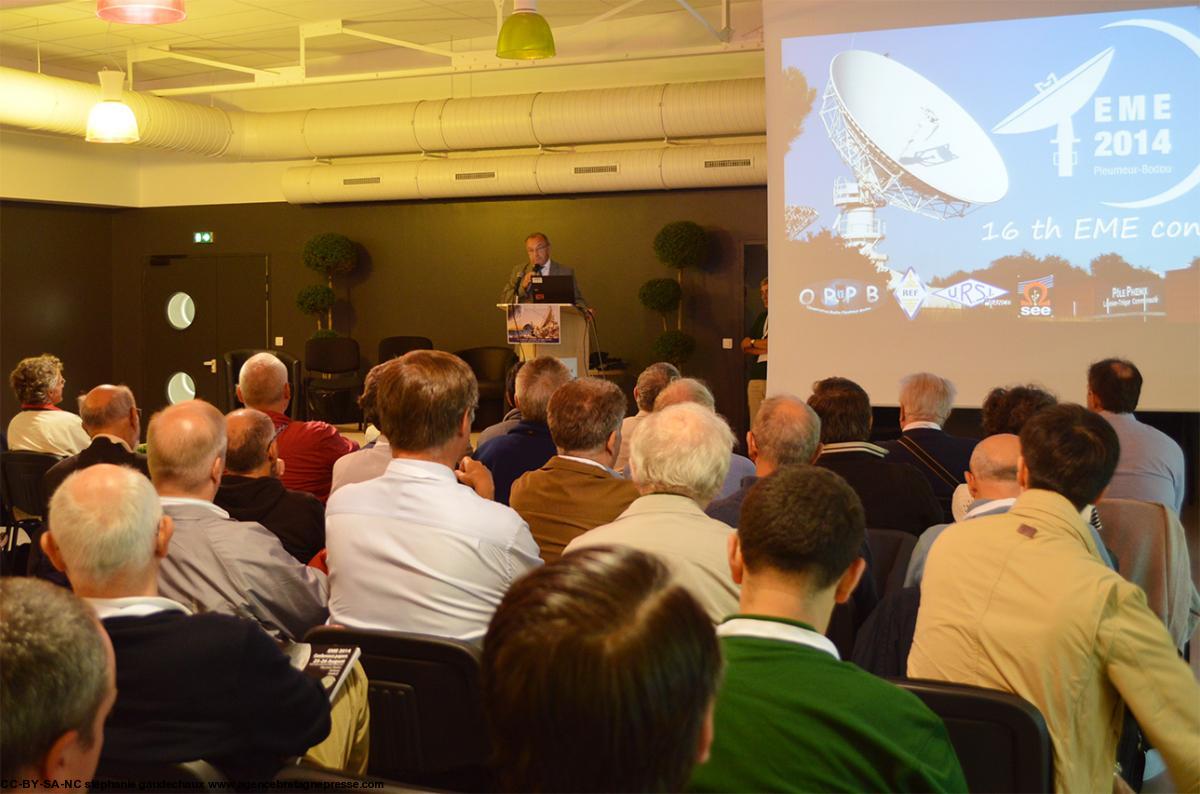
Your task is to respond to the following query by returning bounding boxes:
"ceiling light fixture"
[496,0,555,60]
[96,0,186,25]
[86,70,140,144]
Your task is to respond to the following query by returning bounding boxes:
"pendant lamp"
[96,0,186,25]
[496,0,555,60]
[86,71,140,144]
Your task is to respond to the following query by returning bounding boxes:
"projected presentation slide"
[780,5,1199,324]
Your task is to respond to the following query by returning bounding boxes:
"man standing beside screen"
[501,232,587,308]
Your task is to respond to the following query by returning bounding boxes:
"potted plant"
[296,284,336,335]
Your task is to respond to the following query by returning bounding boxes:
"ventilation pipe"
[280,143,765,204]
[0,66,763,161]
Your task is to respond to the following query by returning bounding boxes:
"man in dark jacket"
[808,377,941,536]
[44,384,148,499]
[215,408,325,564]
[880,372,977,522]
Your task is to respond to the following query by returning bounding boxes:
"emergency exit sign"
[193,231,214,244]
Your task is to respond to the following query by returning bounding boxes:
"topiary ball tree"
[651,329,696,367]
[638,278,683,329]
[303,233,358,284]
[296,284,335,330]
[653,221,710,270]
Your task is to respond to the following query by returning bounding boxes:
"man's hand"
[520,269,535,292]
[457,457,496,501]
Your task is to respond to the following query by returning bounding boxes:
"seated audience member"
[1087,358,1186,513]
[510,377,639,562]
[881,373,977,521]
[40,464,346,779]
[981,383,1057,436]
[475,356,573,505]
[706,395,822,526]
[614,361,680,473]
[45,385,148,498]
[566,402,740,622]
[910,404,1200,792]
[6,354,89,456]
[808,377,941,535]
[707,396,878,625]
[326,350,542,643]
[216,409,325,565]
[483,546,720,793]
[905,434,1021,587]
[475,360,524,448]
[149,400,328,641]
[0,578,116,788]
[652,377,754,500]
[331,361,395,494]
[237,352,357,502]
[691,465,966,793]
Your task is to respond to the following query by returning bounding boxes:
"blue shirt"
[475,420,557,505]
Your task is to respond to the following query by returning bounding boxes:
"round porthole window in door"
[166,372,195,404]
[166,292,195,330]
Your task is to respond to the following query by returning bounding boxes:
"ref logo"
[933,278,1008,308]
[1018,275,1054,316]
[893,268,929,320]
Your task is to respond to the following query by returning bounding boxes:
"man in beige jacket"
[909,404,1199,793]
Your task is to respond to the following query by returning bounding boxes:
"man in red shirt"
[237,352,357,502]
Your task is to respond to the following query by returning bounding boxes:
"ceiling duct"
[0,66,763,162]
[280,142,765,204]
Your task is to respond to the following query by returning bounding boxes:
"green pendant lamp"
[496,0,555,60]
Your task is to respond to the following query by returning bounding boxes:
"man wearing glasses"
[501,232,587,309]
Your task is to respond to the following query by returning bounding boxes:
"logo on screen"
[933,279,1009,308]
[1018,275,1054,316]
[798,279,880,315]
[893,268,929,320]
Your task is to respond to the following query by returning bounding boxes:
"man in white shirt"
[1087,358,1186,514]
[614,361,679,474]
[330,361,395,494]
[326,350,542,643]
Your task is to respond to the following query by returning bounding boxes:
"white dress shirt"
[330,437,392,495]
[325,457,542,643]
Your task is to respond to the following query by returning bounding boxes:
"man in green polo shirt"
[689,464,966,793]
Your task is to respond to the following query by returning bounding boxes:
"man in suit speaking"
[501,232,588,309]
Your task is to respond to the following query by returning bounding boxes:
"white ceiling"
[0,0,762,96]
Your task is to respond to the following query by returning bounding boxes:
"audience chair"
[92,759,227,791]
[275,762,429,793]
[378,336,434,362]
[303,337,364,426]
[889,679,1053,794]
[223,348,304,419]
[305,625,491,791]
[1096,498,1200,650]
[0,450,60,577]
[453,346,517,431]
[866,528,918,597]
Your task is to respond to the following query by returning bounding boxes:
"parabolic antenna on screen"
[992,48,1114,134]
[829,50,1008,205]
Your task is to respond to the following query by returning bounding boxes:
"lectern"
[497,303,589,377]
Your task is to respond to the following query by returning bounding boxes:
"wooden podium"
[498,303,590,377]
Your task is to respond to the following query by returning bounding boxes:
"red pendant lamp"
[96,0,187,25]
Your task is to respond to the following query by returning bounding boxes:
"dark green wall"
[1,201,116,425]
[110,188,767,435]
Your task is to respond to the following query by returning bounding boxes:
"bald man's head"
[224,408,277,477]
[147,400,227,498]
[966,434,1021,501]
[44,464,166,594]
[237,353,290,411]
[78,385,139,448]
